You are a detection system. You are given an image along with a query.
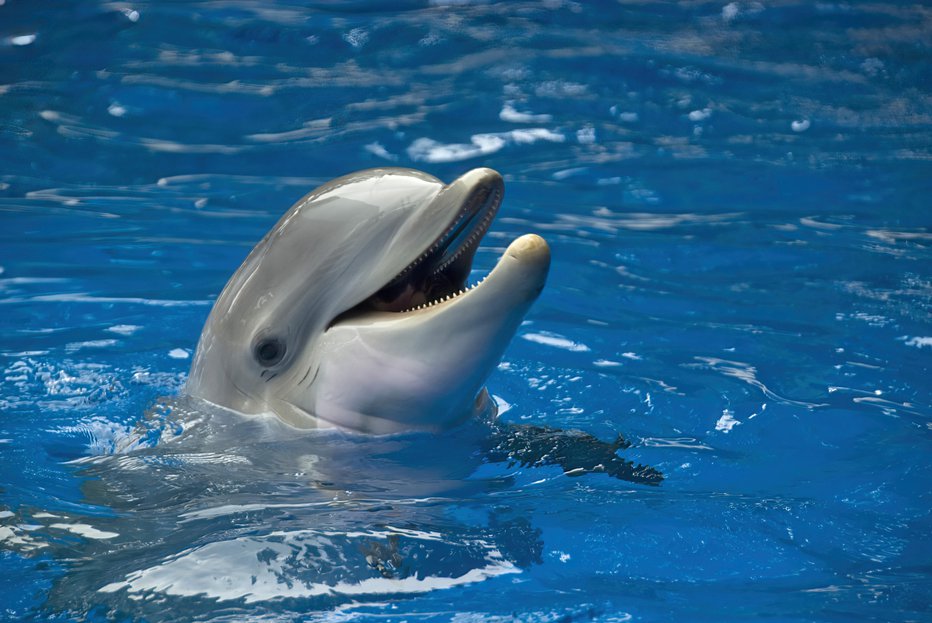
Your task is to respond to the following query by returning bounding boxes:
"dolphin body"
[185,168,550,434]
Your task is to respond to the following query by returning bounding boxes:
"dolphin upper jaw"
[185,167,550,433]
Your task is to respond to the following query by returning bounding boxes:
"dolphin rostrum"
[185,168,550,433]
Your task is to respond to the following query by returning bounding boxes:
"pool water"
[1,1,930,621]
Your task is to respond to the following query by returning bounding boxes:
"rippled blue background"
[1,1,930,621]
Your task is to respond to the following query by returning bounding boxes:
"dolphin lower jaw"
[291,233,551,433]
[395,233,550,316]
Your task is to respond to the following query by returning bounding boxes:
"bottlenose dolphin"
[185,167,550,433]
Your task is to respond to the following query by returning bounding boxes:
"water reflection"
[6,399,517,616]
[0,394,658,618]
[4,1,928,186]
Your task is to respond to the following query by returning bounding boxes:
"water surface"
[1,2,930,621]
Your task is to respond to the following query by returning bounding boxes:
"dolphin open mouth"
[354,171,503,315]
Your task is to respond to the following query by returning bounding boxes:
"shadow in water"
[6,397,660,620]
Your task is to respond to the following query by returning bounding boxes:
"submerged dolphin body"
[185,168,550,433]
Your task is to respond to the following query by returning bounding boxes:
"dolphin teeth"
[399,275,487,314]
[386,184,500,288]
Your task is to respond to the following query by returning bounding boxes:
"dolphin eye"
[254,338,285,367]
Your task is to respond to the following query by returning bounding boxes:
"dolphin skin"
[185,168,550,434]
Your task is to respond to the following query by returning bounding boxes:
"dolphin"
[185,167,550,434]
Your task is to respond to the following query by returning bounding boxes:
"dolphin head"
[186,167,550,433]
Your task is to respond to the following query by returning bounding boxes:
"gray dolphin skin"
[185,168,550,433]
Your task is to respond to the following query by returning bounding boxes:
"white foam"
[49,523,119,540]
[903,336,932,349]
[10,34,37,46]
[576,125,596,144]
[65,339,118,353]
[715,410,741,433]
[510,128,564,144]
[552,167,587,180]
[364,142,397,161]
[499,103,552,123]
[342,27,369,49]
[168,348,190,359]
[0,525,47,551]
[106,324,141,335]
[521,332,590,352]
[593,359,621,367]
[722,2,739,22]
[866,229,932,243]
[407,135,506,163]
[407,128,564,163]
[247,119,332,143]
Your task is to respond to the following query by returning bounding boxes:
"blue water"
[2,1,930,621]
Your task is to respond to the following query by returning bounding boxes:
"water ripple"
[688,356,828,408]
[98,527,519,603]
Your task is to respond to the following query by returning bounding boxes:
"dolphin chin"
[185,167,550,434]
